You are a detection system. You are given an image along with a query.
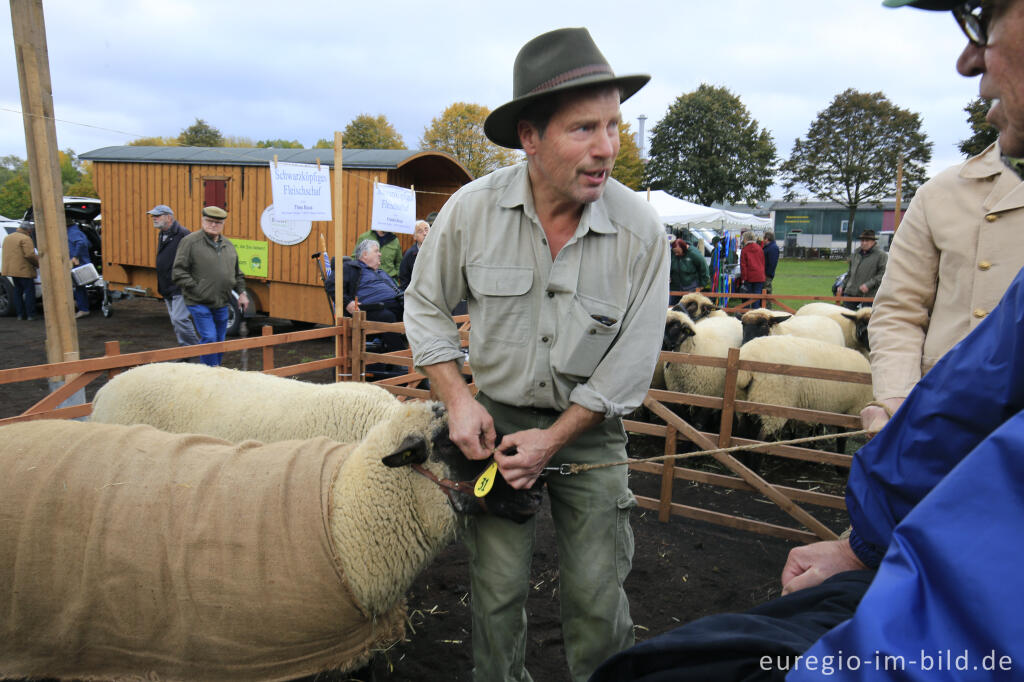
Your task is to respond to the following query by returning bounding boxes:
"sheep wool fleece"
[0,420,404,681]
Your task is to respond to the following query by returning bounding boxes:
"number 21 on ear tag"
[475,461,498,497]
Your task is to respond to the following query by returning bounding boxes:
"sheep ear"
[841,311,858,321]
[769,314,791,325]
[382,435,428,467]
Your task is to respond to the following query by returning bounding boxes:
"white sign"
[259,204,312,246]
[269,161,332,221]
[370,183,415,235]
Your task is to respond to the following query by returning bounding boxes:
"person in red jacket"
[739,231,766,309]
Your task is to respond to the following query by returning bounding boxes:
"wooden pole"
[10,0,79,375]
[893,153,904,233]
[333,131,344,381]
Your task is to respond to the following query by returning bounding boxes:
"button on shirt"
[404,163,670,418]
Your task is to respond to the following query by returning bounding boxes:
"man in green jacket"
[669,238,710,304]
[842,229,887,310]
[172,206,249,366]
[352,229,402,278]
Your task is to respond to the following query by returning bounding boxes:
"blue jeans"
[12,277,36,319]
[187,304,229,366]
[741,281,764,309]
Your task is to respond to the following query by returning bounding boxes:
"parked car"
[21,196,103,272]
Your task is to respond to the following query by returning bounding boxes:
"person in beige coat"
[864,140,1024,429]
[1,224,39,320]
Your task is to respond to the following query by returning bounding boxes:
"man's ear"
[518,120,538,155]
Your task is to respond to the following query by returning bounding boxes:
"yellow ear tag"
[474,461,498,498]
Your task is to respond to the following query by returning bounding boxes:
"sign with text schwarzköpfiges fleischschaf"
[269,161,332,221]
[370,182,415,235]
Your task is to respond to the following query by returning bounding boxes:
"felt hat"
[858,229,878,240]
[483,27,650,149]
[882,0,964,10]
[202,206,228,220]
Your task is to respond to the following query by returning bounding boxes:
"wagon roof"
[80,145,461,170]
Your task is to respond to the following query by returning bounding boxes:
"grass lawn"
[771,259,849,310]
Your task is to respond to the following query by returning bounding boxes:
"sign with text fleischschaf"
[370,182,415,235]
[269,161,332,221]
[232,238,269,278]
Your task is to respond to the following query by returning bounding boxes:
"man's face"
[201,216,226,238]
[957,0,1024,156]
[360,243,382,270]
[860,238,876,252]
[414,222,429,244]
[151,214,173,230]
[518,87,621,209]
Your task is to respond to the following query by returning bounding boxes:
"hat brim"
[484,73,650,150]
[882,0,961,10]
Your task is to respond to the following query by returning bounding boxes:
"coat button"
[979,261,992,271]
[589,329,596,334]
[547,291,554,298]
[541,336,549,343]
[973,308,988,318]
[539,381,546,387]
[985,214,998,222]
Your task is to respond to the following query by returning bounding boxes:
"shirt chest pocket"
[550,295,623,380]
[466,263,534,346]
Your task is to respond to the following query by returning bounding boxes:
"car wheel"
[225,299,242,337]
[0,278,15,317]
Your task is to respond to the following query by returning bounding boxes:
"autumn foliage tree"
[419,102,519,178]
[342,114,406,150]
[178,118,224,147]
[958,97,998,158]
[644,84,777,207]
[781,88,932,255]
[612,121,644,190]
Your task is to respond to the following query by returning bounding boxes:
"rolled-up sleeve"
[570,231,670,417]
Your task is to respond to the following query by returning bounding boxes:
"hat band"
[527,64,614,95]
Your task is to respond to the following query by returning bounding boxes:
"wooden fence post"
[719,347,741,448]
[351,311,365,381]
[261,325,274,371]
[104,341,122,379]
[659,424,677,523]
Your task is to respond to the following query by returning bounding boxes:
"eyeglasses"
[952,1,989,47]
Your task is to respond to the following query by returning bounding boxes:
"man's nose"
[956,40,985,77]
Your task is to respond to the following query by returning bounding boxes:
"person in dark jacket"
[398,220,430,289]
[739,230,766,309]
[842,229,887,310]
[171,206,249,366]
[67,221,92,318]
[762,231,780,296]
[352,228,402,278]
[668,238,710,305]
[148,204,200,349]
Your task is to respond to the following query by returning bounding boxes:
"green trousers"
[464,394,636,682]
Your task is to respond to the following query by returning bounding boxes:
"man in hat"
[147,204,201,350]
[863,0,1024,431]
[171,206,249,366]
[590,2,1024,678]
[840,229,886,309]
[404,27,668,681]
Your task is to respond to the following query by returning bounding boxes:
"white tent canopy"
[636,190,771,232]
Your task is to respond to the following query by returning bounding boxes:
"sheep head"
[664,311,696,351]
[674,293,716,321]
[381,403,543,524]
[841,307,872,351]
[740,309,790,345]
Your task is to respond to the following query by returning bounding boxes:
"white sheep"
[661,310,742,429]
[0,402,542,681]
[91,362,401,442]
[740,309,845,346]
[735,335,873,441]
[794,302,873,353]
[672,292,721,321]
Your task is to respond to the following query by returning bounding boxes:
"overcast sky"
[2,0,982,195]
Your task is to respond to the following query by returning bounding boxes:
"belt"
[477,392,562,418]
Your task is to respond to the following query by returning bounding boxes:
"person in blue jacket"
[66,220,92,318]
[591,2,1024,678]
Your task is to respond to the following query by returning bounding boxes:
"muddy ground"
[0,296,851,681]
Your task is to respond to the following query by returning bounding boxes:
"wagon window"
[203,179,227,211]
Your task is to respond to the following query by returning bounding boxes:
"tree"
[256,139,303,149]
[0,172,31,219]
[128,136,177,146]
[419,102,519,178]
[612,121,644,190]
[959,97,998,158]
[179,118,224,147]
[644,84,777,207]
[342,114,405,150]
[780,88,932,255]
[312,138,333,149]
[66,161,97,198]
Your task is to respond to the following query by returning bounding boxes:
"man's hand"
[859,397,904,433]
[345,300,359,315]
[495,429,558,489]
[781,538,867,595]
[237,292,250,312]
[447,395,497,461]
[859,283,869,294]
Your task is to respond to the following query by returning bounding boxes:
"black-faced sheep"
[0,402,541,681]
[90,362,400,442]
[672,292,726,322]
[735,335,873,441]
[794,302,873,354]
[740,309,845,346]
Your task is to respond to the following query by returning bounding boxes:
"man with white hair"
[397,219,429,289]
[147,204,201,350]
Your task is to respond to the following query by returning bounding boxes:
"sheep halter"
[411,464,491,512]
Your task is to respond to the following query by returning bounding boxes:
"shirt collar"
[961,140,1015,179]
[497,162,618,238]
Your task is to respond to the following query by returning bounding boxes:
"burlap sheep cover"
[0,420,405,681]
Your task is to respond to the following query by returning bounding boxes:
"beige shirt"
[869,142,1024,400]
[405,163,670,418]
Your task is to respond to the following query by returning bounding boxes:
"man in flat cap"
[405,27,668,681]
[147,204,201,351]
[590,2,1024,679]
[172,206,249,366]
